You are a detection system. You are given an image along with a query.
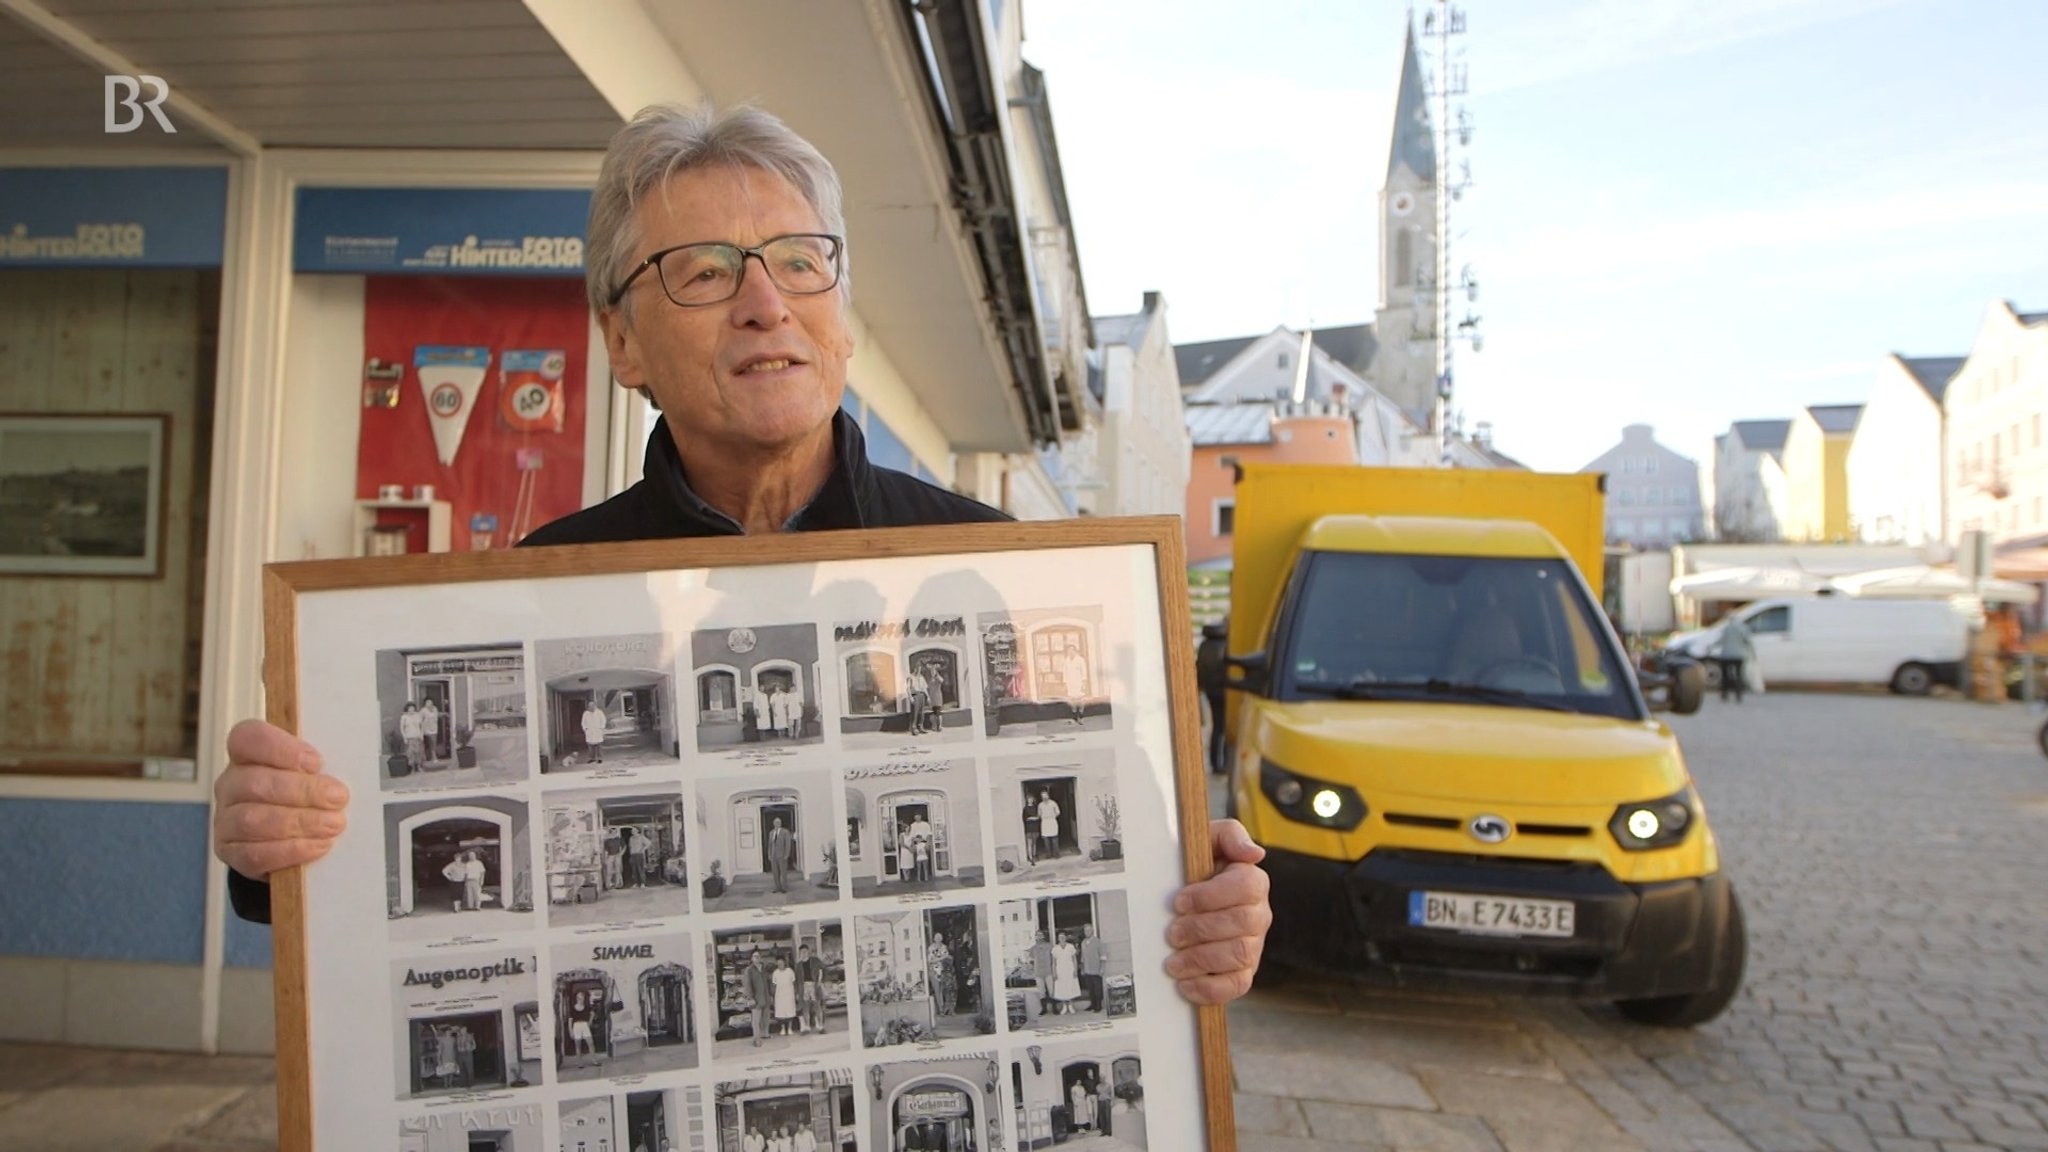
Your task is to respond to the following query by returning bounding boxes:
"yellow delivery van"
[1209,464,1742,1025]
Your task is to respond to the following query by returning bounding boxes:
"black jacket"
[228,409,1008,924]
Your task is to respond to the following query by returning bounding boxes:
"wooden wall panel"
[1,268,211,761]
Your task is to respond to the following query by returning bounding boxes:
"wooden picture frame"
[0,412,168,577]
[262,517,1233,1152]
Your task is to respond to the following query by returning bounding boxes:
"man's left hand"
[1165,819,1271,1005]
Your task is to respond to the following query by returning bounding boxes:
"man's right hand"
[213,719,350,882]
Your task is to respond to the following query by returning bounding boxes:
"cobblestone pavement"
[1230,692,2048,1152]
[7,693,2045,1151]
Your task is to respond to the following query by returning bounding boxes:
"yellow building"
[1781,405,1863,541]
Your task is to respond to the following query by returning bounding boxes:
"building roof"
[1730,419,1792,455]
[1388,25,1436,184]
[2018,308,2048,326]
[1174,323,1377,391]
[1896,355,1965,403]
[1185,403,1274,447]
[1807,404,1864,435]
[1093,311,1146,347]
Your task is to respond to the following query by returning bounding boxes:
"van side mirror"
[1649,659,1705,715]
[1225,652,1271,695]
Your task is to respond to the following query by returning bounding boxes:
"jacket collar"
[642,406,873,534]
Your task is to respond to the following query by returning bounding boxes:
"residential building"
[1946,301,2048,558]
[1782,405,1864,542]
[1183,399,1362,566]
[1712,421,1795,542]
[1580,424,1704,548]
[1847,354,1963,545]
[1089,293,1192,517]
[0,0,1103,1056]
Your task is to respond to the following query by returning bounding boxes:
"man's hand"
[1165,818,1272,1005]
[212,719,349,882]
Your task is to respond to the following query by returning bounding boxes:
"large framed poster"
[262,518,1232,1152]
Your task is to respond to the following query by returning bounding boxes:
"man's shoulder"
[863,467,1012,527]
[520,482,675,547]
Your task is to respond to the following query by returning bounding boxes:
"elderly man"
[210,102,1269,1007]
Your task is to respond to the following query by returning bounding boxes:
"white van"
[1669,595,1975,695]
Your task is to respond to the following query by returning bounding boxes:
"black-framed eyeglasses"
[607,233,844,308]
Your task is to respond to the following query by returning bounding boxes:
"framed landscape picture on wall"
[0,412,168,577]
[260,517,1236,1152]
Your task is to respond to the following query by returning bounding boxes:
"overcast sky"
[1020,0,2048,472]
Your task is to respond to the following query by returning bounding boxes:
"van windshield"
[1276,551,1644,721]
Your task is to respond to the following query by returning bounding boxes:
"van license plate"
[1409,891,1575,938]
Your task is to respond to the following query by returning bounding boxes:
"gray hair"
[585,103,849,319]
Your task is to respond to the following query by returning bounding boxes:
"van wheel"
[1891,663,1934,696]
[1614,888,1746,1028]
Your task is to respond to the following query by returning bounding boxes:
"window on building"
[1277,352,1289,369]
[1616,489,1634,506]
[1214,499,1235,537]
[1645,456,1659,474]
[1394,227,1414,287]
[1613,518,1635,539]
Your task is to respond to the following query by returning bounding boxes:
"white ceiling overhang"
[0,0,1032,452]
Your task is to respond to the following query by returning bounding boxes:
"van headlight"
[1259,759,1367,831]
[1608,790,1695,850]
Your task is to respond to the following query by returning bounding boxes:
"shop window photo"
[375,643,530,791]
[977,606,1114,739]
[998,888,1138,1034]
[990,749,1126,885]
[690,622,825,754]
[696,767,842,912]
[389,951,540,1101]
[834,614,977,750]
[534,633,684,774]
[543,785,691,928]
[550,932,699,1082]
[855,903,996,1047]
[382,794,536,942]
[870,1053,1004,1152]
[846,758,989,899]
[706,919,848,1065]
[0,413,166,577]
[1009,1038,1148,1150]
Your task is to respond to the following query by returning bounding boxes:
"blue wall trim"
[0,798,209,965]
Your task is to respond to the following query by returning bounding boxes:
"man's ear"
[598,306,646,393]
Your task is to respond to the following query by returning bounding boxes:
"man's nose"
[729,252,791,324]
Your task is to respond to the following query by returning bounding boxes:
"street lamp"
[869,1065,884,1101]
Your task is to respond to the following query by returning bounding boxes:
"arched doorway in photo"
[638,964,693,1049]
[409,819,500,914]
[892,1081,977,1152]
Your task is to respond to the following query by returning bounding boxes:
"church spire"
[1387,22,1437,185]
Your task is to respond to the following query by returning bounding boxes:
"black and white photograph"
[375,644,531,791]
[559,1087,702,1152]
[389,951,541,1101]
[544,785,691,927]
[383,795,536,941]
[550,933,700,1082]
[833,616,976,749]
[855,904,995,1047]
[1010,1039,1147,1150]
[712,1070,858,1152]
[846,760,987,898]
[398,1102,546,1152]
[0,413,165,577]
[691,623,825,752]
[696,768,841,912]
[870,1053,1003,1152]
[990,751,1126,885]
[977,607,1113,739]
[706,920,849,1065]
[998,890,1137,1033]
[534,633,684,773]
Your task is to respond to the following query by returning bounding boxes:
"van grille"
[1384,813,1459,830]
[1516,823,1591,838]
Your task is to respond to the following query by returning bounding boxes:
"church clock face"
[1390,191,1416,217]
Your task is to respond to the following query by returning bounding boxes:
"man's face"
[602,164,854,458]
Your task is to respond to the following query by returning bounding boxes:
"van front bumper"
[1259,845,1734,1001]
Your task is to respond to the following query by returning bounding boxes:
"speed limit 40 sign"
[499,349,566,432]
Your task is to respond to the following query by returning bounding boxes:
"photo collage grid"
[375,604,1153,1151]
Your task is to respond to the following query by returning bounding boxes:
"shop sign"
[294,188,590,277]
[834,617,968,642]
[899,1089,970,1119]
[410,655,523,675]
[402,956,527,990]
[0,167,227,268]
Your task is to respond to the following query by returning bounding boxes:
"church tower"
[1370,22,1442,429]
